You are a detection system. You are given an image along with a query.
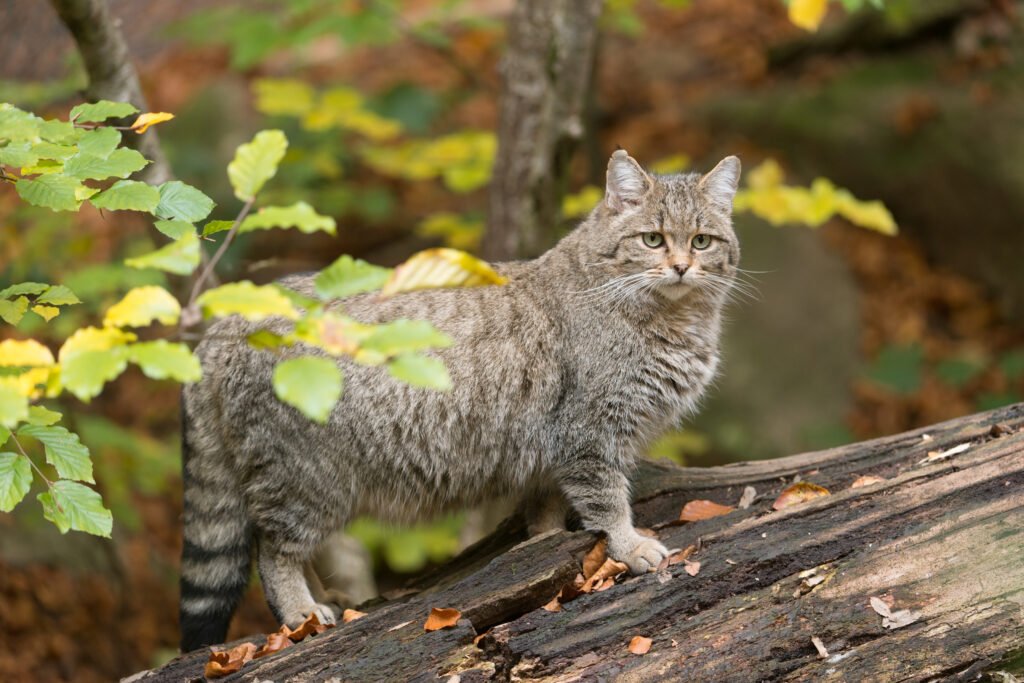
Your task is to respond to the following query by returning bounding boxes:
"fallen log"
[130,403,1024,682]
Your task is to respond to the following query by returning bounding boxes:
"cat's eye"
[692,234,712,250]
[642,232,664,248]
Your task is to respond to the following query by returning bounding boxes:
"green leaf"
[17,424,93,483]
[0,297,28,325]
[63,148,149,180]
[247,330,291,350]
[197,281,300,321]
[935,357,985,389]
[37,120,82,144]
[387,353,451,390]
[227,129,287,201]
[59,346,130,402]
[999,350,1024,381]
[76,127,122,158]
[0,142,40,168]
[272,356,342,423]
[36,285,81,306]
[70,100,139,123]
[154,180,215,222]
[866,344,923,395]
[124,231,200,275]
[103,285,180,327]
[0,385,29,429]
[0,105,42,142]
[0,282,49,299]
[128,341,202,382]
[0,426,9,445]
[39,480,112,537]
[315,255,391,299]
[26,405,62,426]
[15,175,84,211]
[240,201,336,235]
[29,141,78,161]
[201,220,234,237]
[0,452,32,512]
[90,179,161,212]
[153,219,194,240]
[361,319,453,356]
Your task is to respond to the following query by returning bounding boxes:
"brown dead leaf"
[255,632,294,659]
[679,499,735,522]
[595,577,616,592]
[205,641,257,678]
[772,482,831,511]
[581,558,629,592]
[283,612,331,642]
[657,544,696,571]
[424,607,462,631]
[683,560,701,576]
[583,539,607,578]
[851,475,885,489]
[342,608,367,623]
[542,596,563,612]
[628,635,653,655]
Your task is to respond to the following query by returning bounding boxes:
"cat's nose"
[672,263,689,276]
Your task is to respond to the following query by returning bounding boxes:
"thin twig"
[183,197,256,318]
[11,434,54,489]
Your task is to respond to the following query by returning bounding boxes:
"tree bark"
[48,0,172,185]
[132,403,1024,682]
[481,0,604,261]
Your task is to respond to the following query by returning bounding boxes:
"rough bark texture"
[132,403,1024,682]
[49,0,172,184]
[482,0,604,261]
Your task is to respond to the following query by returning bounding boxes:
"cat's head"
[581,150,741,304]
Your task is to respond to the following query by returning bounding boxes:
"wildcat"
[178,150,741,651]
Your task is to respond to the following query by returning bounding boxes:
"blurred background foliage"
[1,0,1023,679]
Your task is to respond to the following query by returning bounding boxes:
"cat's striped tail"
[178,399,253,652]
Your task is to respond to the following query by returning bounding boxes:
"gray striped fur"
[178,152,741,651]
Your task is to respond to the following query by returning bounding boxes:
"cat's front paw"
[283,602,338,629]
[608,532,670,574]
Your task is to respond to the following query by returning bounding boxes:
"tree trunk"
[481,0,604,261]
[48,0,172,185]
[132,403,1024,682]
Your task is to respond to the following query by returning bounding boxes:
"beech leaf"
[423,607,461,631]
[679,499,735,522]
[772,482,831,511]
[628,636,653,655]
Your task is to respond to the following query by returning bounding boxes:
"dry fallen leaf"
[851,475,885,489]
[679,499,735,522]
[284,612,331,642]
[628,635,653,655]
[737,486,757,509]
[424,607,462,631]
[811,636,829,658]
[772,482,831,510]
[581,558,629,592]
[869,596,893,618]
[255,632,294,659]
[683,560,701,576]
[342,608,367,623]
[205,641,257,678]
[542,596,563,612]
[657,545,696,571]
[595,577,616,592]
[583,539,608,578]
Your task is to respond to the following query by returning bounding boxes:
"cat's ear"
[605,149,653,213]
[699,155,741,212]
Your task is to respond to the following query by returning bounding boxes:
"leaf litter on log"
[772,482,831,510]
[424,607,462,631]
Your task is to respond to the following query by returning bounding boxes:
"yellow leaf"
[130,112,175,134]
[789,0,829,31]
[0,367,53,399]
[0,339,55,367]
[650,153,691,175]
[834,193,898,235]
[562,185,603,219]
[58,326,136,361]
[381,248,508,298]
[747,159,785,190]
[103,286,181,328]
[31,305,60,321]
[416,212,484,251]
[197,281,300,321]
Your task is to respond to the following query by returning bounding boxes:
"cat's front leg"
[557,461,669,574]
